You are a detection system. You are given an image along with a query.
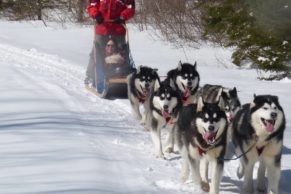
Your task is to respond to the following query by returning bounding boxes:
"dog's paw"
[140,120,146,126]
[236,163,244,179]
[164,146,174,153]
[155,153,165,159]
[143,127,150,132]
[256,186,266,193]
[201,181,210,192]
[243,185,254,194]
[180,174,188,183]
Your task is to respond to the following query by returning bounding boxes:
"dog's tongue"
[162,110,170,118]
[265,120,274,132]
[203,132,216,144]
[183,88,190,98]
[143,87,151,97]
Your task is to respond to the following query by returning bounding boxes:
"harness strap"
[198,146,205,156]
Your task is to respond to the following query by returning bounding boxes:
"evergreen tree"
[199,0,291,77]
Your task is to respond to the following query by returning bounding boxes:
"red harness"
[198,147,205,157]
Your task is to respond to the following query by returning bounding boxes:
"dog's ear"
[230,87,237,97]
[215,88,225,110]
[152,68,158,77]
[218,97,225,111]
[197,96,205,112]
[177,61,182,71]
[153,80,160,92]
[136,65,142,74]
[273,95,279,101]
[193,61,197,69]
[250,93,257,108]
[216,88,223,102]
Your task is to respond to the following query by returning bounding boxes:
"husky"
[175,96,228,194]
[200,84,241,122]
[146,80,182,158]
[165,61,200,105]
[231,94,285,194]
[127,66,160,124]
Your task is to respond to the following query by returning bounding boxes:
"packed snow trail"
[0,43,187,194]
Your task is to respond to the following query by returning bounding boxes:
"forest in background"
[1,0,290,79]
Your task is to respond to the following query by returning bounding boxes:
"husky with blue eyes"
[165,61,200,105]
[145,80,182,158]
[175,96,228,194]
[231,95,285,194]
[127,66,160,125]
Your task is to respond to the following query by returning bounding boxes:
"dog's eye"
[190,73,193,78]
[161,93,165,99]
[147,76,151,81]
[213,113,217,118]
[205,114,209,119]
[263,107,268,110]
[166,93,171,100]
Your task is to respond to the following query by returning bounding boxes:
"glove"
[113,17,125,24]
[96,14,103,24]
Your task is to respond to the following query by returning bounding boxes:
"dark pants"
[85,34,127,84]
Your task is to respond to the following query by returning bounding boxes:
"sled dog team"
[127,62,286,194]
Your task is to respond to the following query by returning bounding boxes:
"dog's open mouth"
[203,131,217,145]
[261,118,276,132]
[162,109,170,118]
[162,109,171,122]
[142,87,151,96]
[182,87,191,100]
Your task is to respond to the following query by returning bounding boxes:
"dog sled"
[85,24,134,99]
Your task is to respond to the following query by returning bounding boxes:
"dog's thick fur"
[127,66,160,124]
[165,61,200,105]
[146,80,182,158]
[200,84,241,122]
[176,97,228,194]
[231,95,285,194]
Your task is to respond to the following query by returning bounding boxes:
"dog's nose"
[187,81,192,87]
[208,126,215,131]
[163,105,169,110]
[271,112,277,119]
[145,83,150,88]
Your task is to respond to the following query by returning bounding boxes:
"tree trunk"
[37,0,43,20]
[77,0,85,22]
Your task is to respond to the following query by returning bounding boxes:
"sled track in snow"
[0,43,141,130]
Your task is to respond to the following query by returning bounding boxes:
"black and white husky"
[127,66,160,124]
[176,97,228,194]
[146,80,182,158]
[165,61,200,105]
[200,84,241,122]
[231,95,285,194]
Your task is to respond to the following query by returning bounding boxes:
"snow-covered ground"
[0,20,290,194]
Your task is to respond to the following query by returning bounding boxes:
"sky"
[0,20,290,194]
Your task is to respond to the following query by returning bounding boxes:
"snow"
[0,20,291,194]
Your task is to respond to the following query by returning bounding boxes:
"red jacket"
[87,0,135,36]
